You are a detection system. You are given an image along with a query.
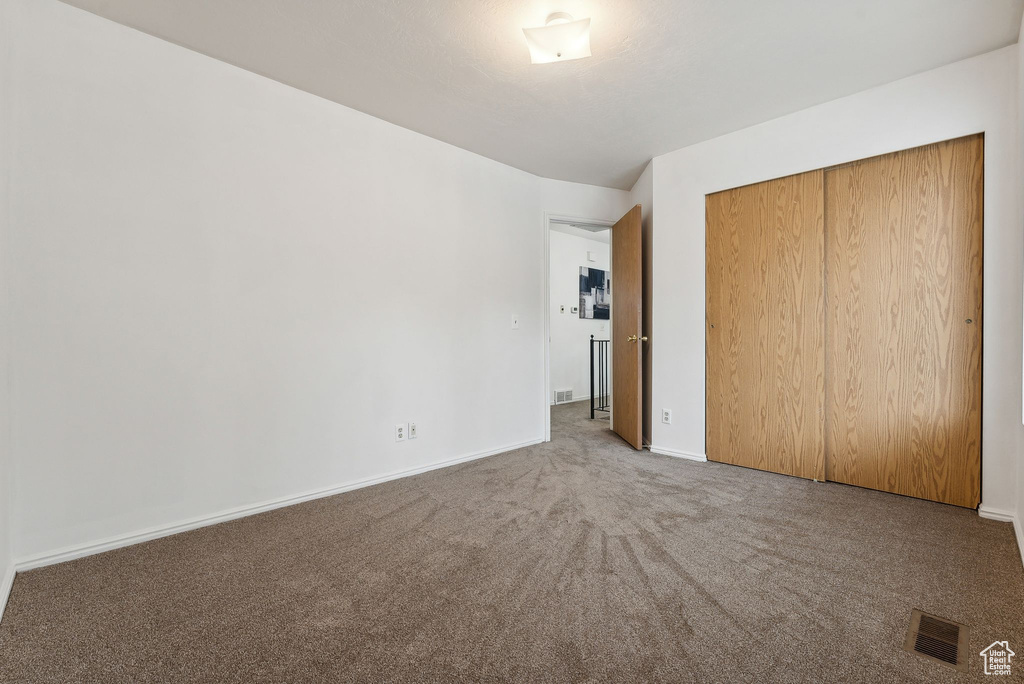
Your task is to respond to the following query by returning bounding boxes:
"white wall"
[629,162,654,444]
[0,0,14,612]
[651,46,1024,516]
[1017,17,1024,554]
[549,231,609,402]
[538,179,632,226]
[6,0,630,564]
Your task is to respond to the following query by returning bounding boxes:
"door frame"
[542,211,617,443]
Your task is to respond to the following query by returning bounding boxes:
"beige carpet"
[1,401,1022,682]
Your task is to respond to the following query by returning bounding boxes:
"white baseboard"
[15,437,543,573]
[978,504,1024,570]
[978,504,1015,523]
[0,563,14,624]
[649,445,707,462]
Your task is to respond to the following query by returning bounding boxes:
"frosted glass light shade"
[523,15,592,64]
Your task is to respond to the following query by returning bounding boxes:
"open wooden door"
[612,205,643,449]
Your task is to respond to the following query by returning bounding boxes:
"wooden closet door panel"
[767,171,826,480]
[707,183,770,473]
[706,170,824,480]
[824,135,983,507]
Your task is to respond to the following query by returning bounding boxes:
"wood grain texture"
[612,205,644,450]
[706,171,825,480]
[824,135,983,508]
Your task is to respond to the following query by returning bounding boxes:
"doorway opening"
[545,217,614,443]
[543,205,644,449]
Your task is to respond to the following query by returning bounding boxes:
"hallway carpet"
[1,402,1022,682]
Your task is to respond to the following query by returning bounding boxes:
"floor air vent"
[903,609,968,672]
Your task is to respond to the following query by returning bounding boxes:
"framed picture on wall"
[579,267,610,320]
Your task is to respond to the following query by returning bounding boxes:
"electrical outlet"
[409,423,417,439]
[395,423,407,442]
[662,409,672,425]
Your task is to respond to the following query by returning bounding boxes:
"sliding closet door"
[706,170,825,480]
[824,135,983,508]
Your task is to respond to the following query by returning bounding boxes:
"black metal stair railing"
[590,335,610,419]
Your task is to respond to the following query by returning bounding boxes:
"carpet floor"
[1,401,1022,682]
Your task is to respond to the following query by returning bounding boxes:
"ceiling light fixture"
[522,12,592,64]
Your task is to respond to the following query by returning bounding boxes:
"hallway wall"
[549,230,610,405]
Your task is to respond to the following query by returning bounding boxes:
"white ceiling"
[551,222,610,244]
[59,0,1024,190]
